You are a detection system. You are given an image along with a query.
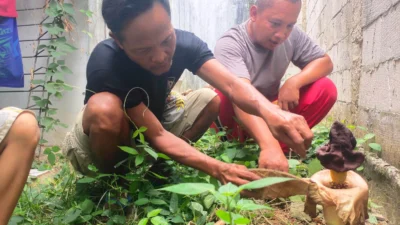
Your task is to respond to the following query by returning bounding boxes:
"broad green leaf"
[288,159,300,169]
[308,158,324,176]
[364,133,375,140]
[356,138,366,146]
[190,201,204,213]
[236,199,272,211]
[169,194,178,213]
[157,153,171,160]
[47,152,56,165]
[78,215,92,223]
[368,213,378,224]
[62,3,75,15]
[150,216,168,225]
[239,177,293,192]
[218,182,239,195]
[48,62,58,69]
[144,147,158,159]
[8,216,24,225]
[88,164,98,172]
[38,44,47,51]
[57,60,65,65]
[203,194,215,209]
[159,183,215,195]
[118,146,138,155]
[138,218,149,225]
[216,210,231,223]
[32,96,42,101]
[135,198,149,206]
[80,199,95,214]
[43,23,64,35]
[234,217,251,224]
[112,215,126,224]
[77,177,96,184]
[61,65,73,74]
[170,215,184,223]
[357,166,364,172]
[135,153,145,166]
[63,84,74,91]
[150,199,167,205]
[369,143,382,151]
[289,195,304,202]
[220,153,232,163]
[147,209,162,218]
[63,209,82,224]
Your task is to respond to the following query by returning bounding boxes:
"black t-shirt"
[84,29,214,121]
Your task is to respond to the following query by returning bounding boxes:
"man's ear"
[250,5,258,22]
[110,31,124,50]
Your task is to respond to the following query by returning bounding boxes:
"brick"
[362,0,400,27]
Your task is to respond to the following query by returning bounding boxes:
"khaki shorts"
[0,107,35,145]
[62,88,217,175]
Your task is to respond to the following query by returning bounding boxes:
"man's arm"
[232,78,289,172]
[197,59,312,158]
[279,54,333,110]
[126,103,260,185]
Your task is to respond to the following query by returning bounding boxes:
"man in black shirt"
[62,0,313,186]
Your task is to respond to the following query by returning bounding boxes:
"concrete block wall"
[304,0,400,169]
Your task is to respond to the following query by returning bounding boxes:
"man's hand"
[265,108,312,158]
[216,163,261,186]
[278,78,301,111]
[258,149,289,172]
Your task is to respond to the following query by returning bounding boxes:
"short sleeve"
[291,26,326,69]
[84,69,145,109]
[214,36,250,80]
[181,32,215,74]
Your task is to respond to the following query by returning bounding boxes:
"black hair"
[102,0,171,41]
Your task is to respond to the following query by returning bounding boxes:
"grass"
[8,123,385,225]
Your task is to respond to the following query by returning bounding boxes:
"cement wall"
[304,0,400,169]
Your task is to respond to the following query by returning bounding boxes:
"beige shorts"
[0,107,35,145]
[62,88,217,175]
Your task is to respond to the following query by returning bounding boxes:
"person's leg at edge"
[181,92,221,143]
[280,77,338,152]
[0,112,40,224]
[82,92,132,174]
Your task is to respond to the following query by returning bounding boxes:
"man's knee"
[201,88,220,118]
[84,92,127,135]
[10,112,40,147]
[318,77,338,104]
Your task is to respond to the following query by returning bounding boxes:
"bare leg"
[82,92,131,174]
[0,112,39,224]
[181,96,220,142]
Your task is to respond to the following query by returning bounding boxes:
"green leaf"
[239,177,293,192]
[150,199,167,205]
[169,194,178,213]
[63,84,74,91]
[61,65,73,74]
[47,152,56,165]
[150,216,168,225]
[135,198,149,206]
[8,216,24,225]
[218,182,239,195]
[139,126,148,132]
[159,183,215,195]
[369,143,382,151]
[171,215,184,223]
[157,153,171,160]
[364,133,375,140]
[147,209,162,218]
[216,210,231,223]
[62,3,75,15]
[144,147,158,160]
[63,209,82,224]
[47,108,57,115]
[357,166,364,172]
[88,164,98,172]
[111,215,126,224]
[43,23,64,35]
[288,159,300,169]
[368,213,378,224]
[220,153,232,163]
[82,30,93,39]
[135,153,145,166]
[118,146,138,155]
[32,96,42,101]
[190,201,204,213]
[138,218,149,225]
[38,44,47,51]
[203,194,215,209]
[236,199,272,211]
[77,177,96,184]
[308,158,324,176]
[234,217,251,224]
[57,60,65,65]
[78,215,92,223]
[80,199,95,215]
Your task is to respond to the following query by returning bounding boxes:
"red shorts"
[212,77,337,152]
